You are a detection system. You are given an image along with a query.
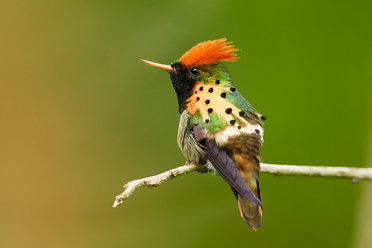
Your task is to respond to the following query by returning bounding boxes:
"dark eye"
[190,68,200,76]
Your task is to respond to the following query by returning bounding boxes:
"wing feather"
[193,125,262,206]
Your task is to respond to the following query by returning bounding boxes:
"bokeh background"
[1,0,372,247]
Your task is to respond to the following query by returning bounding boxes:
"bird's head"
[143,38,239,113]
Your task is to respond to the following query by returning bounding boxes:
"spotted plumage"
[143,38,265,230]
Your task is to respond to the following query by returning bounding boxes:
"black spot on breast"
[208,108,213,113]
[205,119,210,123]
[199,86,203,91]
[229,120,236,125]
[208,87,214,93]
[196,97,200,101]
[230,87,236,92]
[205,99,210,104]
[215,80,220,84]
[220,92,226,98]
[225,108,232,114]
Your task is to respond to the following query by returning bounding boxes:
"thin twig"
[113,162,372,208]
[113,162,199,208]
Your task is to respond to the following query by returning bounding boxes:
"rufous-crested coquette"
[142,38,265,230]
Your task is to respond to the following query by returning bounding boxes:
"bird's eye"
[190,68,200,76]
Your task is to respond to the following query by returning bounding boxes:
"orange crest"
[179,38,239,68]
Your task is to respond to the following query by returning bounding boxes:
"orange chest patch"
[186,82,250,127]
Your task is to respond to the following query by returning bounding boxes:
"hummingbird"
[142,38,264,230]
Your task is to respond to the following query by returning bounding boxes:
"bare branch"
[261,163,372,181]
[113,162,372,208]
[113,162,199,208]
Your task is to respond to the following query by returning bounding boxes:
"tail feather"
[238,195,262,230]
[234,157,262,230]
[225,132,264,230]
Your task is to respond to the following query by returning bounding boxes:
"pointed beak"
[141,59,173,71]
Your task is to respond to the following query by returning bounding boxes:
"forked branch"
[113,162,372,208]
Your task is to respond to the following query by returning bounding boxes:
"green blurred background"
[1,0,372,247]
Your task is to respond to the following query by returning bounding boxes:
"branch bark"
[113,162,372,208]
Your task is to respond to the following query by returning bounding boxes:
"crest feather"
[179,38,239,68]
